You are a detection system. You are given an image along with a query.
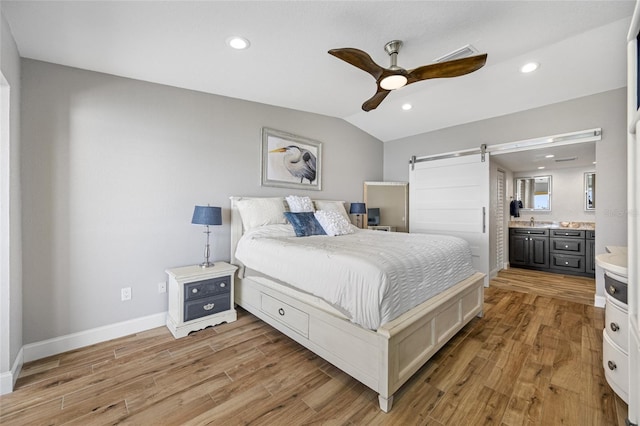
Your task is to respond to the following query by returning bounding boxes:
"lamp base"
[199,261,215,268]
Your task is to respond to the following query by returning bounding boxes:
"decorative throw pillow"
[285,195,314,213]
[314,210,354,236]
[284,212,326,237]
[313,200,350,223]
[236,197,287,230]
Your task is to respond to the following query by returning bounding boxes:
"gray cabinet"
[549,229,586,274]
[586,230,596,275]
[509,228,549,269]
[509,227,594,277]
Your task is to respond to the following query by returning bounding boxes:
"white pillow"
[236,197,287,230]
[313,200,350,223]
[314,210,354,236]
[286,195,314,213]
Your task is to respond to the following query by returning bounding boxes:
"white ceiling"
[1,1,635,142]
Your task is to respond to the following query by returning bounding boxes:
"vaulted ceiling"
[2,1,635,142]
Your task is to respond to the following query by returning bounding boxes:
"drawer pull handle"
[607,360,617,371]
[565,245,569,248]
[220,283,226,288]
[609,285,616,294]
[203,303,215,311]
[610,322,620,332]
[278,308,285,316]
[192,288,198,294]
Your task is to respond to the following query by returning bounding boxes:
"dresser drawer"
[260,293,309,338]
[549,253,585,272]
[604,273,628,304]
[184,276,231,301]
[550,229,585,238]
[184,293,231,322]
[550,238,585,255]
[605,298,628,352]
[602,331,629,403]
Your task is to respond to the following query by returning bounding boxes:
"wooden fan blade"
[406,54,488,84]
[362,88,391,112]
[328,48,386,80]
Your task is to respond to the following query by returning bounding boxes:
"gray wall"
[384,89,628,301]
[20,59,383,344]
[0,11,23,387]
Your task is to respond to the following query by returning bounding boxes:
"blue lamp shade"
[192,206,222,226]
[349,203,366,215]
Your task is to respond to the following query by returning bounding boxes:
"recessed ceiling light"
[401,103,413,111]
[520,62,539,73]
[227,36,250,50]
[545,154,555,158]
[537,166,545,170]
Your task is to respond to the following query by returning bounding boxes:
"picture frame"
[261,127,322,190]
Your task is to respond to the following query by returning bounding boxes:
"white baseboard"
[23,312,166,363]
[595,295,606,308]
[0,346,23,395]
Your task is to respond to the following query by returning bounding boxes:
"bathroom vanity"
[509,222,595,277]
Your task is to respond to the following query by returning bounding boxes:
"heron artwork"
[270,145,317,184]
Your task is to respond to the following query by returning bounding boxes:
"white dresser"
[596,247,629,403]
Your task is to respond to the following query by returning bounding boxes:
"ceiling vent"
[555,157,578,162]
[434,44,478,63]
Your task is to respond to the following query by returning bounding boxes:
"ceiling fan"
[328,40,488,112]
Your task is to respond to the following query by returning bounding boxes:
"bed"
[229,196,485,412]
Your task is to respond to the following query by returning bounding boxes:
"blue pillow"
[284,212,326,237]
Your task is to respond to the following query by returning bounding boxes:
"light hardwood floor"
[0,269,628,425]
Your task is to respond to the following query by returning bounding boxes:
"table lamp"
[349,202,366,229]
[191,205,222,268]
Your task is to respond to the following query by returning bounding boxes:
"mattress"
[234,224,476,330]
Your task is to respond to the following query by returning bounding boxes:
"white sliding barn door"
[409,154,490,286]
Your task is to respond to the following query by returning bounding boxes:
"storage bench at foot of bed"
[234,271,485,412]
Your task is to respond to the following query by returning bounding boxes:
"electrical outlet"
[121,287,132,301]
[158,281,166,293]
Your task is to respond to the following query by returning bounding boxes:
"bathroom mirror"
[514,176,551,211]
[585,172,596,211]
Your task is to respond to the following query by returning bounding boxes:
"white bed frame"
[229,198,485,412]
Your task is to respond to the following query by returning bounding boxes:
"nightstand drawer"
[184,293,231,322]
[605,298,628,352]
[184,276,230,301]
[603,331,629,403]
[605,273,628,304]
[260,293,309,338]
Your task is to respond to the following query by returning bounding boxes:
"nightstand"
[166,262,237,338]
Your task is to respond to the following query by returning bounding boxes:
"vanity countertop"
[508,221,595,231]
[596,246,628,279]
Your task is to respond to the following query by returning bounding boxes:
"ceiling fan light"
[380,75,407,90]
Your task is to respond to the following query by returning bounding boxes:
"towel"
[510,199,523,217]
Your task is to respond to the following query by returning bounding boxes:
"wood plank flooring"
[0,269,628,425]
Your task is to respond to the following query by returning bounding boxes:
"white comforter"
[235,225,476,330]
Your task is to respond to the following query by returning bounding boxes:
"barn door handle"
[482,207,486,233]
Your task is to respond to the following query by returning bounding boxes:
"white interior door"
[409,153,490,286]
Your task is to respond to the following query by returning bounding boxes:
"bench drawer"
[261,293,309,338]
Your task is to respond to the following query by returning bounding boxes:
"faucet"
[530,216,535,226]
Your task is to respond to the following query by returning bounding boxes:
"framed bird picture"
[261,127,322,191]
